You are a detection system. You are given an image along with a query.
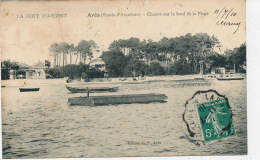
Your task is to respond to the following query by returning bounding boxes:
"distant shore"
[1,73,246,87]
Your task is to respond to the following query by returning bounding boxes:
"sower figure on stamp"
[206,107,228,137]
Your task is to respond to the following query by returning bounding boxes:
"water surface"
[1,79,247,158]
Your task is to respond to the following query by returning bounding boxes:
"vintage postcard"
[0,0,246,158]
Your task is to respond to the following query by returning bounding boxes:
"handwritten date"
[214,8,241,34]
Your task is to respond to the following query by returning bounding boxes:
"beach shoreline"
[1,73,246,87]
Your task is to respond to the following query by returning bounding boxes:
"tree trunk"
[59,53,61,66]
[54,55,56,67]
[194,61,198,73]
[63,52,65,67]
[65,52,67,66]
[70,52,72,64]
[56,55,58,66]
[62,52,65,72]
[80,53,82,63]
[56,55,59,66]
[75,53,78,64]
[233,63,236,73]
[57,55,60,66]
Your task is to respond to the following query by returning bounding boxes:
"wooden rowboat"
[194,77,205,80]
[19,88,40,92]
[66,85,119,93]
[68,93,168,106]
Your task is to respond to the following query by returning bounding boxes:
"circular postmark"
[182,89,236,146]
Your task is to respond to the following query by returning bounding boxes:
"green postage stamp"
[196,98,236,143]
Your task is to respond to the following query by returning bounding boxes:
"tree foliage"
[45,34,246,79]
[101,49,127,77]
[225,43,246,65]
[1,60,19,80]
[49,40,97,68]
[104,34,245,75]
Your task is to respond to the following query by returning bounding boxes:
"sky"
[0,0,246,65]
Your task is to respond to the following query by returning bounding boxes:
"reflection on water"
[1,79,247,158]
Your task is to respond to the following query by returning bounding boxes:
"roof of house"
[90,58,105,66]
[143,60,174,68]
[19,62,33,69]
[34,61,46,68]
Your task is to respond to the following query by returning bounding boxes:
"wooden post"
[87,88,89,98]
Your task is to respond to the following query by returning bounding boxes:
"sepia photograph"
[0,0,247,159]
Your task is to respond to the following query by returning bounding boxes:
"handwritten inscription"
[214,8,241,34]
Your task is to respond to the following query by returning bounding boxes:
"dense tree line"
[2,33,246,80]
[47,40,102,80]
[46,33,246,79]
[101,33,246,77]
[45,64,104,80]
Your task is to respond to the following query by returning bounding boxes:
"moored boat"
[217,77,245,81]
[194,75,205,80]
[19,88,40,92]
[68,93,168,106]
[217,74,245,81]
[194,77,205,80]
[66,85,119,93]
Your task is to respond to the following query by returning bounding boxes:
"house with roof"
[143,59,174,68]
[25,61,47,79]
[89,58,106,71]
[211,67,226,74]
